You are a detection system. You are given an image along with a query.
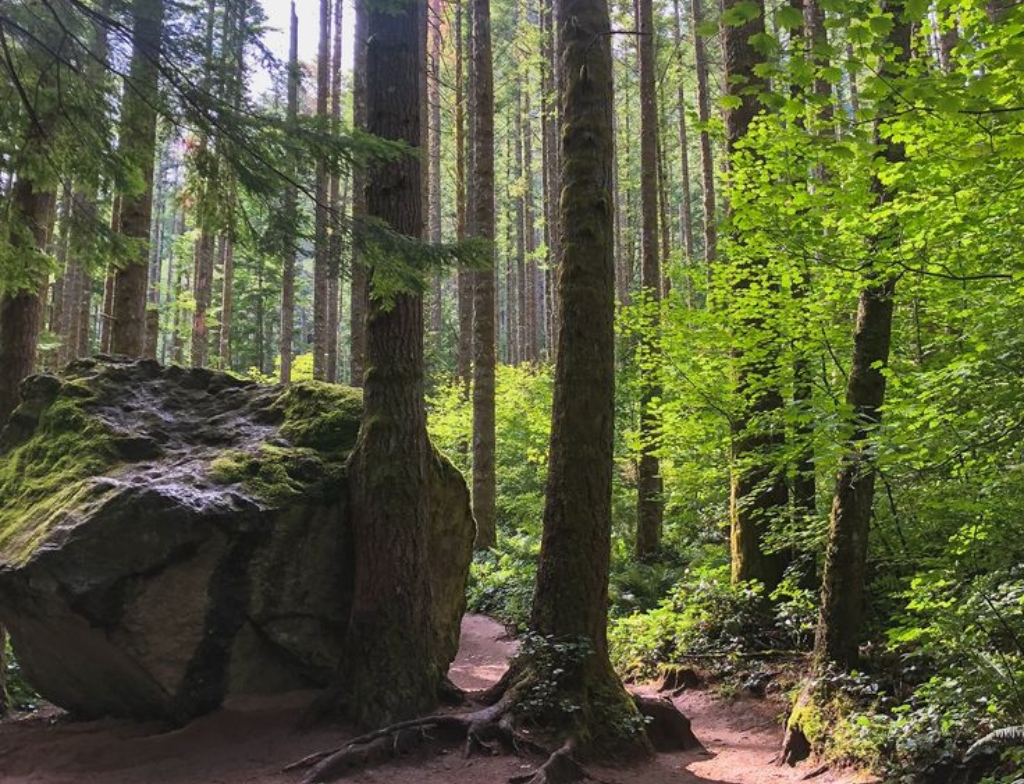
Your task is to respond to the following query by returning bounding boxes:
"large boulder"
[0,357,474,723]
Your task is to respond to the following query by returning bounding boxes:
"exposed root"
[508,740,586,784]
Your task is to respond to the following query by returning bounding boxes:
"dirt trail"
[0,615,869,783]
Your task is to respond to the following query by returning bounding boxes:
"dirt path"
[0,615,870,784]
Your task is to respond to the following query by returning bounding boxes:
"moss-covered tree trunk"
[339,0,439,729]
[527,0,645,749]
[723,0,790,594]
[111,0,164,358]
[635,0,663,561]
[814,0,909,671]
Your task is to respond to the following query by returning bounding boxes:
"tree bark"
[691,0,716,267]
[635,0,663,561]
[673,0,695,270]
[313,0,332,380]
[815,1,909,671]
[327,0,346,382]
[454,0,473,387]
[281,2,300,383]
[341,0,439,729]
[529,0,643,747]
[471,0,497,550]
[349,0,369,387]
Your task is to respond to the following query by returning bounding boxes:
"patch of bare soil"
[0,615,872,784]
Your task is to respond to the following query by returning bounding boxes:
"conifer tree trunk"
[218,236,234,368]
[673,0,695,268]
[815,1,909,671]
[327,0,345,382]
[691,0,716,266]
[521,81,538,363]
[528,0,643,744]
[191,229,215,366]
[349,0,369,387]
[471,0,497,550]
[636,0,664,560]
[428,0,444,344]
[340,0,439,728]
[279,7,299,382]
[541,0,560,357]
[110,0,163,358]
[313,0,332,380]
[454,0,473,386]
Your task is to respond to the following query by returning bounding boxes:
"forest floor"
[0,615,877,784]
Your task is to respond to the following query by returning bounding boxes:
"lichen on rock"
[0,358,474,723]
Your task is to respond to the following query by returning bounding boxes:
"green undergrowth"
[0,385,119,564]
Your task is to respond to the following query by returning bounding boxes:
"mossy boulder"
[0,357,474,723]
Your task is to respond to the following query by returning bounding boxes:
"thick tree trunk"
[471,0,497,550]
[529,0,643,747]
[815,2,909,671]
[280,2,299,383]
[191,228,214,367]
[341,0,439,729]
[111,0,164,358]
[635,0,663,561]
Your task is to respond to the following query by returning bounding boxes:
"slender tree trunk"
[636,0,664,560]
[218,236,234,367]
[312,0,332,380]
[326,0,345,382]
[281,2,300,384]
[541,0,561,357]
[428,0,444,346]
[340,0,439,729]
[815,1,909,671]
[521,82,538,363]
[455,0,473,387]
[349,0,369,387]
[673,0,695,270]
[691,0,716,267]
[471,0,497,550]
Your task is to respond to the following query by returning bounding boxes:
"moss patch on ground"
[0,386,119,564]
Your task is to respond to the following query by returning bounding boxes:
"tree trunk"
[529,0,643,747]
[722,0,790,593]
[111,0,164,358]
[541,0,561,357]
[471,0,497,550]
[454,0,473,387]
[349,0,369,387]
[522,83,538,364]
[340,0,439,729]
[635,0,663,561]
[218,235,234,368]
[691,0,716,267]
[280,2,299,384]
[815,1,909,672]
[191,228,214,367]
[313,0,332,380]
[428,0,444,346]
[673,0,695,272]
[327,0,345,383]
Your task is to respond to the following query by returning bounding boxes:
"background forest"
[2,0,1024,779]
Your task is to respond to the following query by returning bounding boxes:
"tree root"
[286,688,700,783]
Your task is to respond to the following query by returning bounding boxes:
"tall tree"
[313,0,332,380]
[814,0,910,671]
[723,0,789,592]
[280,1,299,384]
[635,0,664,560]
[111,0,163,360]
[471,0,497,549]
[691,0,716,266]
[326,0,345,382]
[454,0,473,386]
[349,0,369,387]
[339,0,438,727]
[672,0,695,268]
[525,0,646,748]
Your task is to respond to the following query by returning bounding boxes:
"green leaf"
[776,5,803,29]
[722,0,762,27]
[869,14,894,37]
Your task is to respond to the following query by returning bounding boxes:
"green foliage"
[513,633,594,725]
[3,638,39,712]
[466,537,538,629]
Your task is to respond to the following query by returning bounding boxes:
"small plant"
[514,633,593,726]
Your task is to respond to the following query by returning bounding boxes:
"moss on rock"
[272,381,362,453]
